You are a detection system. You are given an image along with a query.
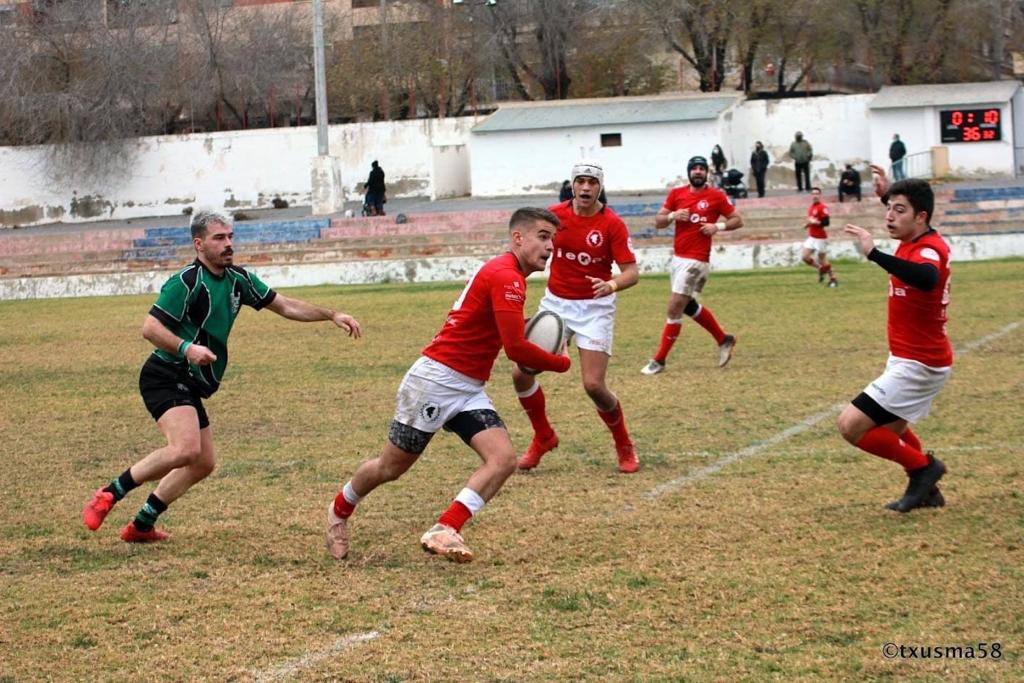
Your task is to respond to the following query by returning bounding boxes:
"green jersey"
[149,259,276,397]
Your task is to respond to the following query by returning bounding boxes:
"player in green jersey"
[82,210,362,542]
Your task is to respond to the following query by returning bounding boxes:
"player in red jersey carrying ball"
[801,187,839,287]
[839,166,951,512]
[513,160,642,474]
[325,208,571,563]
[641,156,744,376]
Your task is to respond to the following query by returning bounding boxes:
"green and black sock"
[103,469,139,502]
[132,493,168,532]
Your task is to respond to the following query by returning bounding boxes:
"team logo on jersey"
[586,230,604,248]
[626,237,635,254]
[689,214,702,223]
[420,402,442,423]
[698,199,709,210]
[503,283,525,303]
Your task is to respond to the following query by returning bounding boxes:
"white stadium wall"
[0,118,477,227]
[723,94,875,189]
[468,119,721,197]
[2,88,1021,228]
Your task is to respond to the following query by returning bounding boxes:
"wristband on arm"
[178,339,192,357]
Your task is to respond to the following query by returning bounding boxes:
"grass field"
[1,258,1022,682]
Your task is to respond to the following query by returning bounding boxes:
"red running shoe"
[82,489,115,531]
[120,522,169,543]
[517,433,559,470]
[616,442,640,474]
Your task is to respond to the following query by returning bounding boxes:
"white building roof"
[472,94,740,133]
[869,81,1021,109]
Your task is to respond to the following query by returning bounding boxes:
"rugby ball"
[522,310,565,373]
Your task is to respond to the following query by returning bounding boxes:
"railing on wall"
[891,151,933,180]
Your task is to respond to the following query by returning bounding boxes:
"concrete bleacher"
[1,184,1020,280]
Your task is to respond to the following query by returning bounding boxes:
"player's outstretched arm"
[266,295,362,338]
[843,223,876,256]
[868,163,890,198]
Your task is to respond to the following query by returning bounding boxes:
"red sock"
[693,306,726,345]
[855,426,929,470]
[654,321,683,363]
[519,386,555,440]
[597,401,632,448]
[900,427,922,451]
[438,500,472,532]
[333,492,356,519]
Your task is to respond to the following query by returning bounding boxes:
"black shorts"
[139,355,210,429]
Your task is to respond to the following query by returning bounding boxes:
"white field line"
[252,631,381,683]
[643,320,1021,501]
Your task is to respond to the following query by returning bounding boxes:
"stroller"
[720,168,748,200]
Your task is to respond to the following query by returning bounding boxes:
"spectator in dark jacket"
[750,141,770,198]
[838,164,862,202]
[559,179,573,202]
[364,161,386,216]
[889,134,907,180]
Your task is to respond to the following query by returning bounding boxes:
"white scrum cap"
[571,159,604,186]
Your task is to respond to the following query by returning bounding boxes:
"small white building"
[868,81,1024,178]
[468,94,742,196]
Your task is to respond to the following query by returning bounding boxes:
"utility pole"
[310,0,345,215]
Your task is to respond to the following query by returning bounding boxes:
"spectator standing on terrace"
[710,144,727,187]
[750,141,770,198]
[889,134,907,180]
[559,179,573,202]
[365,160,386,216]
[82,210,362,542]
[788,131,813,192]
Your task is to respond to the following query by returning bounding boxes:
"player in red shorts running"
[801,187,838,287]
[839,166,951,512]
[325,208,570,563]
[641,156,744,375]
[512,160,641,473]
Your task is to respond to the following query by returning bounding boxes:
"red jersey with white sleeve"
[422,252,570,381]
[662,185,734,261]
[806,202,829,239]
[888,230,953,367]
[545,201,635,300]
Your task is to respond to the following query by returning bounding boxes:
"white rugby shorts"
[539,288,616,354]
[393,357,496,433]
[802,237,829,254]
[862,354,952,423]
[669,256,711,297]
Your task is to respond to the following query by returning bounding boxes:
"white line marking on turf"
[252,631,380,683]
[643,320,1022,501]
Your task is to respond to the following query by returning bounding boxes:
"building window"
[601,133,622,147]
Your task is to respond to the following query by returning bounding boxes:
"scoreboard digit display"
[939,108,1001,143]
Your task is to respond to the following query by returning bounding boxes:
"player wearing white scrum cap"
[513,159,642,474]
